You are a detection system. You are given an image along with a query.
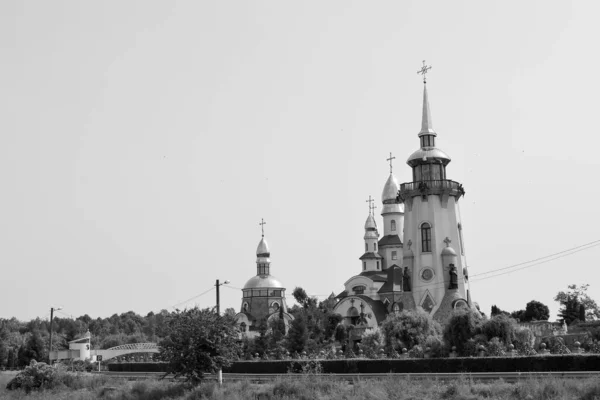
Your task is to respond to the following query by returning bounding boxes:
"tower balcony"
[397,179,465,202]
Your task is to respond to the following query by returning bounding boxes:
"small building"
[235,228,293,337]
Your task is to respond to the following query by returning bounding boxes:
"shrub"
[359,330,383,358]
[6,360,59,392]
[480,314,516,345]
[546,337,571,355]
[443,309,483,356]
[381,310,442,353]
[486,337,506,357]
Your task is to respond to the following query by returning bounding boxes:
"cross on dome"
[417,60,432,84]
[259,218,266,237]
[386,152,396,174]
[366,195,375,214]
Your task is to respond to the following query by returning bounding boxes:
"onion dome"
[381,174,400,204]
[441,246,457,256]
[364,213,377,230]
[243,275,284,289]
[407,148,451,167]
[256,237,270,257]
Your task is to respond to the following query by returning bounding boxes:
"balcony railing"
[398,179,465,201]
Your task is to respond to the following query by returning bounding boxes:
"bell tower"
[397,62,472,319]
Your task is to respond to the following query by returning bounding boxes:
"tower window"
[374,243,377,251]
[365,243,368,252]
[421,223,432,253]
[391,220,396,231]
[392,251,397,260]
[377,261,380,270]
[363,262,366,271]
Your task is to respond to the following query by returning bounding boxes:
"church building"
[332,64,474,331]
[235,222,294,337]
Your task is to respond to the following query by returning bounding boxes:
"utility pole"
[49,306,62,364]
[215,279,229,385]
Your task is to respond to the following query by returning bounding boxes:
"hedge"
[108,355,600,374]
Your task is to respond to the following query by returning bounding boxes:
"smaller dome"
[441,246,457,256]
[381,174,400,203]
[364,214,377,230]
[256,237,270,256]
[243,275,284,289]
[407,147,451,166]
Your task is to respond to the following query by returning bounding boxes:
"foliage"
[524,300,550,321]
[490,305,509,317]
[479,314,516,345]
[286,314,308,354]
[424,335,446,358]
[486,337,506,357]
[381,310,442,354]
[158,307,240,383]
[359,330,383,358]
[513,326,536,355]
[6,360,59,391]
[545,336,571,355]
[17,330,46,367]
[443,308,483,356]
[292,287,317,309]
[555,284,600,323]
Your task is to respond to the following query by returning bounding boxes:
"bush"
[486,337,506,357]
[6,360,59,392]
[480,314,516,345]
[546,337,571,355]
[443,309,483,356]
[381,310,442,354]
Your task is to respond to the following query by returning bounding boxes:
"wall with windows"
[401,193,469,319]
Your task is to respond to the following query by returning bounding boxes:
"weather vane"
[417,60,432,84]
[259,218,266,237]
[386,152,396,174]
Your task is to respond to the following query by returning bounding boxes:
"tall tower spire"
[417,61,436,137]
[256,219,270,276]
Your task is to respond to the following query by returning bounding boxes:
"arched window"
[374,243,377,251]
[243,302,249,312]
[391,220,396,231]
[271,302,280,311]
[376,261,380,270]
[363,262,366,271]
[421,223,432,252]
[392,303,401,314]
[365,243,368,252]
[240,322,247,332]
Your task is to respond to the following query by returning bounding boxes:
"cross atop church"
[417,60,432,84]
[444,237,452,247]
[386,152,396,174]
[366,195,375,214]
[259,218,266,237]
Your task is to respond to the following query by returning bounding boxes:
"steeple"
[360,196,382,271]
[418,84,436,137]
[256,219,270,275]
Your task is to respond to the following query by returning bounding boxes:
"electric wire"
[171,286,215,310]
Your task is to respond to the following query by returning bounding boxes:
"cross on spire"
[386,152,396,174]
[259,218,266,237]
[417,60,432,84]
[366,195,375,214]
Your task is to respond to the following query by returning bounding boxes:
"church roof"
[364,213,377,230]
[358,270,387,282]
[354,295,388,323]
[378,265,403,293]
[243,274,284,289]
[256,237,270,256]
[378,235,402,247]
[381,174,400,203]
[359,252,383,260]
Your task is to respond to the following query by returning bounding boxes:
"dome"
[381,174,400,203]
[441,246,457,256]
[243,274,284,289]
[364,214,377,230]
[407,147,451,166]
[256,237,270,256]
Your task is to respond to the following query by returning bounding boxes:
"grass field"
[2,372,600,399]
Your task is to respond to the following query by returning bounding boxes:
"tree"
[557,295,582,326]
[286,314,308,354]
[292,287,317,309]
[381,310,442,353]
[158,307,240,383]
[524,300,550,321]
[510,309,526,322]
[480,314,516,344]
[224,308,236,317]
[443,309,483,356]
[555,284,600,322]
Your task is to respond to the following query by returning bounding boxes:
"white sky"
[1,1,599,322]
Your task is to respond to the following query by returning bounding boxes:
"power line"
[171,286,215,310]
[470,239,600,278]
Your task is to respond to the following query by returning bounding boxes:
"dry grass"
[2,372,600,399]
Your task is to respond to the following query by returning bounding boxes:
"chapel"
[332,64,474,332]
[234,223,294,337]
